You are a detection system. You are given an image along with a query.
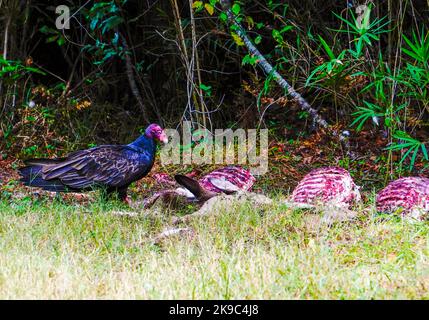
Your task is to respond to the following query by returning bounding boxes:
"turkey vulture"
[376,177,429,217]
[291,166,361,207]
[144,166,256,208]
[19,123,168,203]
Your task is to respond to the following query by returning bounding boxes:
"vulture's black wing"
[20,145,153,191]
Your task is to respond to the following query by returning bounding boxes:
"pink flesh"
[153,173,176,186]
[376,177,429,214]
[291,166,360,207]
[152,166,255,196]
[199,166,256,193]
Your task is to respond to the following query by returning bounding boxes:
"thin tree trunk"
[170,0,197,128]
[3,16,10,60]
[188,0,207,129]
[122,35,149,123]
[0,15,12,111]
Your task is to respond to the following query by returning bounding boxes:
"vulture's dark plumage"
[19,124,168,202]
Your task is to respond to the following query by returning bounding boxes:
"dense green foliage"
[0,1,428,170]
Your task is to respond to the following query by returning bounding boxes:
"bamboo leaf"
[204,3,214,15]
[318,36,335,60]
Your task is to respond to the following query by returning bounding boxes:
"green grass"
[0,196,428,299]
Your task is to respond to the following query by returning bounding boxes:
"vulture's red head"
[145,124,168,144]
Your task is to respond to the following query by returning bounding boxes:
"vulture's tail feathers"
[23,158,66,166]
[18,164,70,192]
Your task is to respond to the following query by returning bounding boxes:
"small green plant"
[400,30,429,106]
[402,30,429,68]
[82,0,128,66]
[341,20,428,171]
[385,131,428,171]
[305,36,349,87]
[0,57,45,82]
[305,8,390,93]
[351,101,406,131]
[333,6,390,58]
[39,25,66,46]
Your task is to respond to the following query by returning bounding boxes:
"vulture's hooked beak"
[159,132,169,144]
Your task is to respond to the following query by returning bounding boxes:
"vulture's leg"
[54,192,63,202]
[102,187,129,204]
[116,187,130,205]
